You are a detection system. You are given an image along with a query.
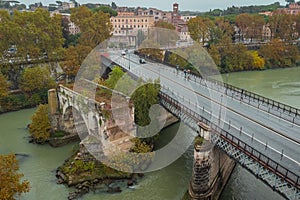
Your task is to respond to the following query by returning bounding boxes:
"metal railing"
[158,92,300,192]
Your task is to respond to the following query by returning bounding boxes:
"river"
[1,67,299,200]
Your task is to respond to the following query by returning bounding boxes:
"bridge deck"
[105,51,300,199]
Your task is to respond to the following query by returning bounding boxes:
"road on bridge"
[107,51,300,178]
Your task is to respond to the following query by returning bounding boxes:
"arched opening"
[63,106,89,139]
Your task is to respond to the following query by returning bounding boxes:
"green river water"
[1,67,299,200]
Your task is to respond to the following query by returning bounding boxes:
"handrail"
[158,91,300,190]
[134,50,300,122]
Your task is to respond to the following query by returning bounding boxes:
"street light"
[218,95,223,126]
[129,52,130,70]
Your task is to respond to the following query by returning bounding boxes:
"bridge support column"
[189,123,213,200]
[186,122,236,200]
[48,89,58,114]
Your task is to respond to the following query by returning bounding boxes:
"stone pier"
[187,122,235,200]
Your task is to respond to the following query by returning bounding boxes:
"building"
[137,7,171,22]
[170,3,192,42]
[275,3,300,15]
[59,13,80,35]
[110,12,155,36]
[260,3,300,16]
[180,15,197,22]
[59,1,75,11]
[262,24,272,41]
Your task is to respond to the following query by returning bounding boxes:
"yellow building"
[110,12,155,36]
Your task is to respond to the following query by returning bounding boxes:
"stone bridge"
[48,84,135,154]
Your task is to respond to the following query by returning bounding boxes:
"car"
[121,51,126,56]
[139,58,146,64]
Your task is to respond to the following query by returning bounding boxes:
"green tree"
[131,80,160,127]
[285,0,295,4]
[29,104,51,144]
[167,49,189,68]
[154,20,175,30]
[20,66,55,94]
[215,36,253,72]
[12,9,64,60]
[0,73,9,98]
[62,44,92,81]
[105,66,125,89]
[71,6,112,48]
[0,154,30,199]
[92,6,117,17]
[188,17,214,45]
[130,138,152,153]
[259,38,299,67]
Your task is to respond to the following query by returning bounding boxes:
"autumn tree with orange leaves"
[0,154,30,200]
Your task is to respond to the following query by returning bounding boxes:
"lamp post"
[218,95,223,126]
[125,49,130,70]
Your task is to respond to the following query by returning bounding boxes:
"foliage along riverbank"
[25,66,166,199]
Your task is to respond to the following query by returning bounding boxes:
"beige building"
[137,7,171,22]
[110,12,155,36]
[180,15,196,22]
[59,13,80,35]
[275,3,300,15]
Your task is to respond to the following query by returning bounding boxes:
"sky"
[24,0,287,12]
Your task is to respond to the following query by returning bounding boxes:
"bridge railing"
[158,91,300,190]
[135,51,300,124]
[206,77,300,117]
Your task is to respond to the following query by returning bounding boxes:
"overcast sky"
[25,0,287,11]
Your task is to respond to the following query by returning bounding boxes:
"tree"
[105,66,135,96]
[19,66,56,95]
[92,6,117,17]
[62,45,92,81]
[0,154,30,199]
[111,2,117,10]
[269,13,298,40]
[285,0,295,4]
[0,73,9,98]
[131,80,160,127]
[71,6,112,48]
[188,17,214,45]
[259,38,299,67]
[236,13,265,42]
[29,104,51,144]
[105,66,125,89]
[251,51,265,70]
[167,49,189,68]
[154,20,175,30]
[214,36,253,72]
[10,9,64,60]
